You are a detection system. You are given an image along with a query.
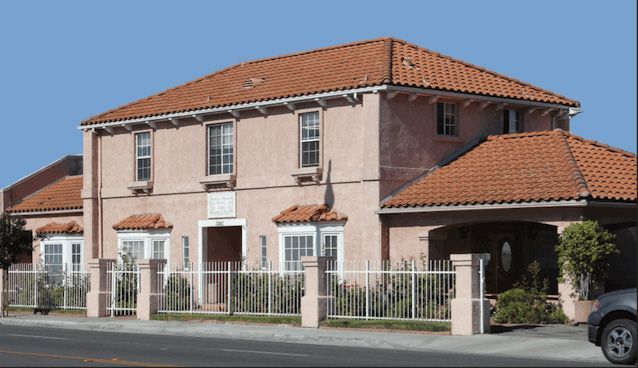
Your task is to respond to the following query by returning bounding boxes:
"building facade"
[79,38,581,273]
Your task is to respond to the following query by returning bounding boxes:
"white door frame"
[197,218,247,305]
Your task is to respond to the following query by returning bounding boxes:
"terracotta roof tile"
[112,213,173,231]
[83,38,577,125]
[8,175,83,213]
[272,204,348,224]
[36,221,83,234]
[382,130,637,208]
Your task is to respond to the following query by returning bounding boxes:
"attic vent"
[402,57,416,69]
[242,77,266,89]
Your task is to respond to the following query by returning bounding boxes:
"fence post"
[0,268,7,317]
[301,256,333,328]
[227,261,232,315]
[267,261,272,316]
[87,259,115,318]
[365,260,370,320]
[450,253,491,335]
[33,263,38,308]
[137,259,165,320]
[411,260,416,320]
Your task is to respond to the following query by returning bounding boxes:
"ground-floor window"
[40,236,84,278]
[117,231,170,266]
[277,224,344,271]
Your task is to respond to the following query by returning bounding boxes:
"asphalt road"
[0,324,613,367]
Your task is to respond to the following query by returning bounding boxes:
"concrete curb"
[0,316,607,364]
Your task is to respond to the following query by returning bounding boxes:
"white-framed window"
[436,102,457,136]
[182,236,190,269]
[117,231,170,267]
[503,109,522,134]
[299,112,320,168]
[208,122,234,175]
[40,236,84,275]
[259,235,267,269]
[135,131,152,181]
[277,223,344,272]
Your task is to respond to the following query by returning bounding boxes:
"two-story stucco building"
[71,37,635,317]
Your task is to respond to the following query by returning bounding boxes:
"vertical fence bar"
[365,260,369,320]
[226,261,231,315]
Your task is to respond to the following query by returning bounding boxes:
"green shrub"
[164,274,191,311]
[555,220,617,300]
[493,261,568,324]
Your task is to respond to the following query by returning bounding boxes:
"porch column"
[553,223,579,322]
[301,256,333,328]
[137,259,165,320]
[450,253,491,335]
[86,259,114,318]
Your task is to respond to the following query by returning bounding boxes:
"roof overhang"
[376,199,637,215]
[79,84,578,132]
[7,209,83,216]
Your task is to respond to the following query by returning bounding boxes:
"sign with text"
[207,191,236,219]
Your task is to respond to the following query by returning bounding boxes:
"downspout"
[98,132,103,259]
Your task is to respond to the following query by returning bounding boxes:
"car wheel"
[601,318,637,365]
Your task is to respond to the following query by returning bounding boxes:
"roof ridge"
[83,37,391,124]
[565,132,637,158]
[390,39,578,106]
[557,132,591,199]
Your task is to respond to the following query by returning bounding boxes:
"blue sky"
[0,0,635,188]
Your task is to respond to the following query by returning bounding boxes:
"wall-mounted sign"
[207,191,236,219]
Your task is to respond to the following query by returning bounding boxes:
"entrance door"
[204,226,242,263]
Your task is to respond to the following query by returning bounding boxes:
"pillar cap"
[450,253,491,265]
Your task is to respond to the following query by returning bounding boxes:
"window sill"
[291,166,323,185]
[199,174,236,191]
[127,180,153,195]
[433,135,464,143]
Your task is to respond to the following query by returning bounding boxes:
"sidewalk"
[0,314,607,364]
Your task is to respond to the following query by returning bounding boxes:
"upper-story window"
[135,132,152,181]
[436,102,457,136]
[208,122,234,175]
[299,112,320,168]
[503,109,522,134]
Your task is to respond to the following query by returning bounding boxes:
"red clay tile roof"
[83,38,578,125]
[382,130,637,209]
[272,205,348,224]
[8,175,83,213]
[36,221,83,234]
[112,213,173,231]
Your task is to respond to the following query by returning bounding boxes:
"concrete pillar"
[1,268,7,317]
[137,259,165,321]
[86,259,115,318]
[450,253,491,336]
[301,256,333,328]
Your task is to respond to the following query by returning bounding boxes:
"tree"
[555,220,618,300]
[0,212,36,317]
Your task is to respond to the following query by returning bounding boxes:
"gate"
[106,262,139,316]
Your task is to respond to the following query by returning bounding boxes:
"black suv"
[588,288,637,365]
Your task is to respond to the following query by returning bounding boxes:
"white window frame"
[207,122,235,176]
[277,222,344,273]
[436,102,458,136]
[298,111,321,168]
[116,231,171,269]
[182,235,190,270]
[40,235,84,273]
[259,235,268,269]
[135,131,152,181]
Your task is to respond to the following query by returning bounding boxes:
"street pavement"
[0,315,612,366]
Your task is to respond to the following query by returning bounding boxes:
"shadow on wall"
[324,159,334,208]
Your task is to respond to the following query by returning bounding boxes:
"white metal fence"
[156,262,304,316]
[7,263,90,310]
[105,262,139,317]
[326,260,455,322]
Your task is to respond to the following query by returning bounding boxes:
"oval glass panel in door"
[501,241,512,273]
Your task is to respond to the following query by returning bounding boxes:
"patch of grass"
[152,313,301,326]
[6,306,86,316]
[321,319,450,332]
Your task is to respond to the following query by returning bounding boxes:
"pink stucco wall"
[85,94,382,266]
